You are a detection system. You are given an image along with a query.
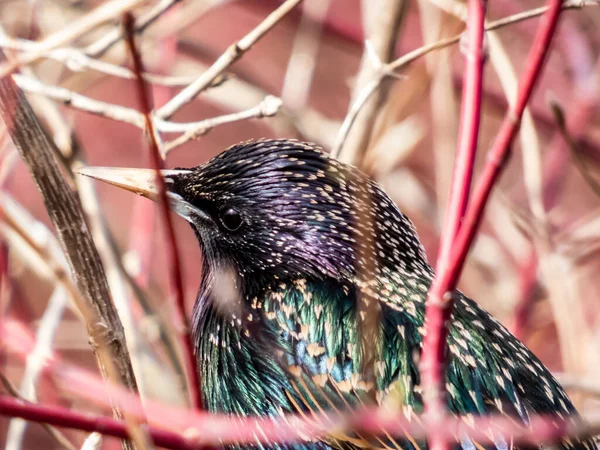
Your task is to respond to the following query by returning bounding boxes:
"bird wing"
[258,276,593,450]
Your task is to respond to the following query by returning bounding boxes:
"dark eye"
[220,207,243,231]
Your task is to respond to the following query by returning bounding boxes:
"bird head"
[76,139,429,293]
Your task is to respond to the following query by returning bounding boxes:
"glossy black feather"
[165,139,593,450]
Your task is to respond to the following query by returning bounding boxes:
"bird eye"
[220,207,243,231]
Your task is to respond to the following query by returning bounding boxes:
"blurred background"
[0,0,599,448]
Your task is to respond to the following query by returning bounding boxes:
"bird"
[77,139,594,450]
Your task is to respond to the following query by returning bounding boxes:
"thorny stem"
[420,2,487,450]
[122,14,202,410]
[420,2,564,447]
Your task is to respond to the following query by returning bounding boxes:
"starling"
[78,139,593,450]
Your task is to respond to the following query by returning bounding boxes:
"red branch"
[447,0,564,284]
[1,317,594,449]
[420,1,564,449]
[0,396,200,450]
[1,393,595,449]
[122,13,202,410]
[419,2,487,450]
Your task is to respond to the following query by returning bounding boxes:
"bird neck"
[192,263,297,416]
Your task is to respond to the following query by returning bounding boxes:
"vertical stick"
[420,2,486,450]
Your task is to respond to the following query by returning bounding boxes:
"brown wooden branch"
[0,51,140,450]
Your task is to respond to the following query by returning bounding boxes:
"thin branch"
[332,0,598,158]
[0,51,144,450]
[84,0,181,58]
[0,395,203,450]
[2,390,600,450]
[156,0,303,120]
[14,74,273,142]
[122,12,201,409]
[160,95,283,155]
[422,1,565,404]
[334,0,405,166]
[0,33,212,88]
[0,372,77,450]
[14,73,145,128]
[0,0,147,78]
[420,3,486,450]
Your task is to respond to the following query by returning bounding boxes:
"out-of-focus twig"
[331,0,599,160]
[334,0,405,166]
[6,287,71,450]
[156,0,304,120]
[0,371,77,450]
[81,433,103,450]
[281,0,332,112]
[0,0,147,77]
[84,0,182,58]
[555,373,600,399]
[551,99,600,198]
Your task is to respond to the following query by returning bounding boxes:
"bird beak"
[74,166,204,222]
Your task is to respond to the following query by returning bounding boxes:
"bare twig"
[15,73,274,144]
[0,372,77,450]
[14,73,145,127]
[122,12,201,409]
[0,0,147,77]
[156,0,303,119]
[334,0,405,166]
[0,33,209,88]
[332,0,598,159]
[0,51,144,450]
[160,95,282,155]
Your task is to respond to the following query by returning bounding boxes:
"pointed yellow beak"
[74,166,207,222]
[74,166,192,200]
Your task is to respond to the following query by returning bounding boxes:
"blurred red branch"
[122,13,202,410]
[3,317,600,449]
[2,391,599,449]
[420,2,487,450]
[0,396,203,450]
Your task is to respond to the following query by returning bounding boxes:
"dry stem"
[122,12,201,409]
[156,0,303,120]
